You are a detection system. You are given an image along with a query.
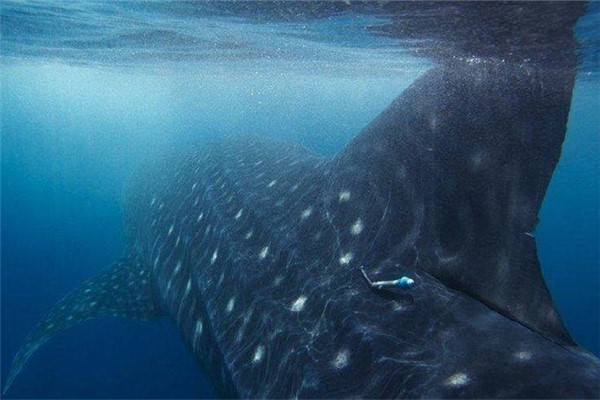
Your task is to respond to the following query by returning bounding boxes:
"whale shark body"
[4,2,600,398]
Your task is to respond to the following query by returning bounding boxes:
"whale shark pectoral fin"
[2,256,162,395]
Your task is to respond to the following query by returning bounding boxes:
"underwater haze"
[1,1,599,398]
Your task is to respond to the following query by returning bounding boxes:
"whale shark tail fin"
[2,256,162,395]
[338,60,580,346]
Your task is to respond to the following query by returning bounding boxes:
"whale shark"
[3,2,600,399]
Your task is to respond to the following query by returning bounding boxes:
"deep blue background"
[1,64,598,399]
[538,77,599,357]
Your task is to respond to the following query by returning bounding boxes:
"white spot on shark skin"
[291,296,307,312]
[301,207,313,220]
[259,246,269,260]
[339,191,351,202]
[514,351,532,361]
[192,182,197,191]
[392,301,408,312]
[245,230,254,240]
[235,209,243,219]
[197,212,204,222]
[150,197,156,206]
[211,249,219,265]
[243,310,253,324]
[193,319,203,352]
[195,320,203,336]
[332,349,350,369]
[429,115,438,130]
[470,150,487,170]
[444,372,470,387]
[350,218,364,235]
[168,225,174,236]
[184,279,192,296]
[252,345,265,364]
[236,328,245,343]
[226,297,235,313]
[267,180,277,188]
[175,235,181,247]
[174,261,182,274]
[339,252,354,265]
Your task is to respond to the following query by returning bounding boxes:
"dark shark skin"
[3,2,600,399]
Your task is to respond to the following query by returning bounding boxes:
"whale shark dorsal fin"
[3,257,162,394]
[336,62,577,346]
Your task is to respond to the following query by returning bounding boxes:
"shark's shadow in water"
[3,2,600,399]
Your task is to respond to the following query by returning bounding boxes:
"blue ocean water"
[1,2,599,399]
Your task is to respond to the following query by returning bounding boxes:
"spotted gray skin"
[4,59,600,398]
